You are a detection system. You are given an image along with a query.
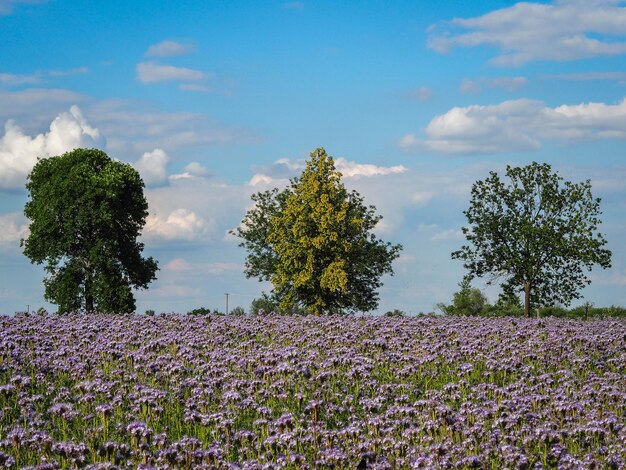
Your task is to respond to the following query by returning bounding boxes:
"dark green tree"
[21,148,158,313]
[234,148,401,315]
[452,162,611,317]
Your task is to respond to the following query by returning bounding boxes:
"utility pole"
[225,293,229,315]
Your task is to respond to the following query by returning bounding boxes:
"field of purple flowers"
[0,314,624,469]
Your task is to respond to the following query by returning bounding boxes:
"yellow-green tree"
[234,148,401,315]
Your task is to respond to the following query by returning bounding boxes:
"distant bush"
[187,307,211,316]
[568,304,626,319]
[229,306,246,316]
[145,309,155,316]
[384,309,406,317]
[438,283,624,319]
[36,307,49,316]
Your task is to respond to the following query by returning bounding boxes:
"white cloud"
[428,0,626,66]
[335,158,407,179]
[170,161,212,181]
[183,161,211,177]
[165,258,194,271]
[144,208,209,241]
[134,148,170,187]
[0,212,29,249]
[0,105,102,189]
[249,156,406,184]
[400,97,626,155]
[136,61,207,84]
[406,86,433,101]
[145,40,195,57]
[247,173,285,188]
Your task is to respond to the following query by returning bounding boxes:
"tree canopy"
[437,278,488,316]
[234,148,401,315]
[452,162,611,317]
[22,148,158,313]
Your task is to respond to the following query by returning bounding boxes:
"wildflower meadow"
[0,314,624,468]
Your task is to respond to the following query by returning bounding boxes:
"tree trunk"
[524,281,531,318]
[85,271,94,312]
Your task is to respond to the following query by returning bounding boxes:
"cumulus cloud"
[134,148,170,186]
[428,0,626,66]
[144,208,209,241]
[400,97,626,155]
[136,61,207,84]
[0,212,29,249]
[145,40,195,57]
[0,105,102,189]
[170,161,212,181]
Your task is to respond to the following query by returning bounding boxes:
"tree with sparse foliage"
[250,293,279,316]
[234,148,402,315]
[22,148,158,313]
[452,162,611,317]
[437,278,488,316]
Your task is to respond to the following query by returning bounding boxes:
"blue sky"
[1,0,626,314]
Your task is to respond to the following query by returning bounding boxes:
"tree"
[21,148,158,313]
[452,162,611,317]
[249,293,279,315]
[437,278,488,316]
[229,306,246,316]
[234,148,402,315]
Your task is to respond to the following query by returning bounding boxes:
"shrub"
[187,307,211,316]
